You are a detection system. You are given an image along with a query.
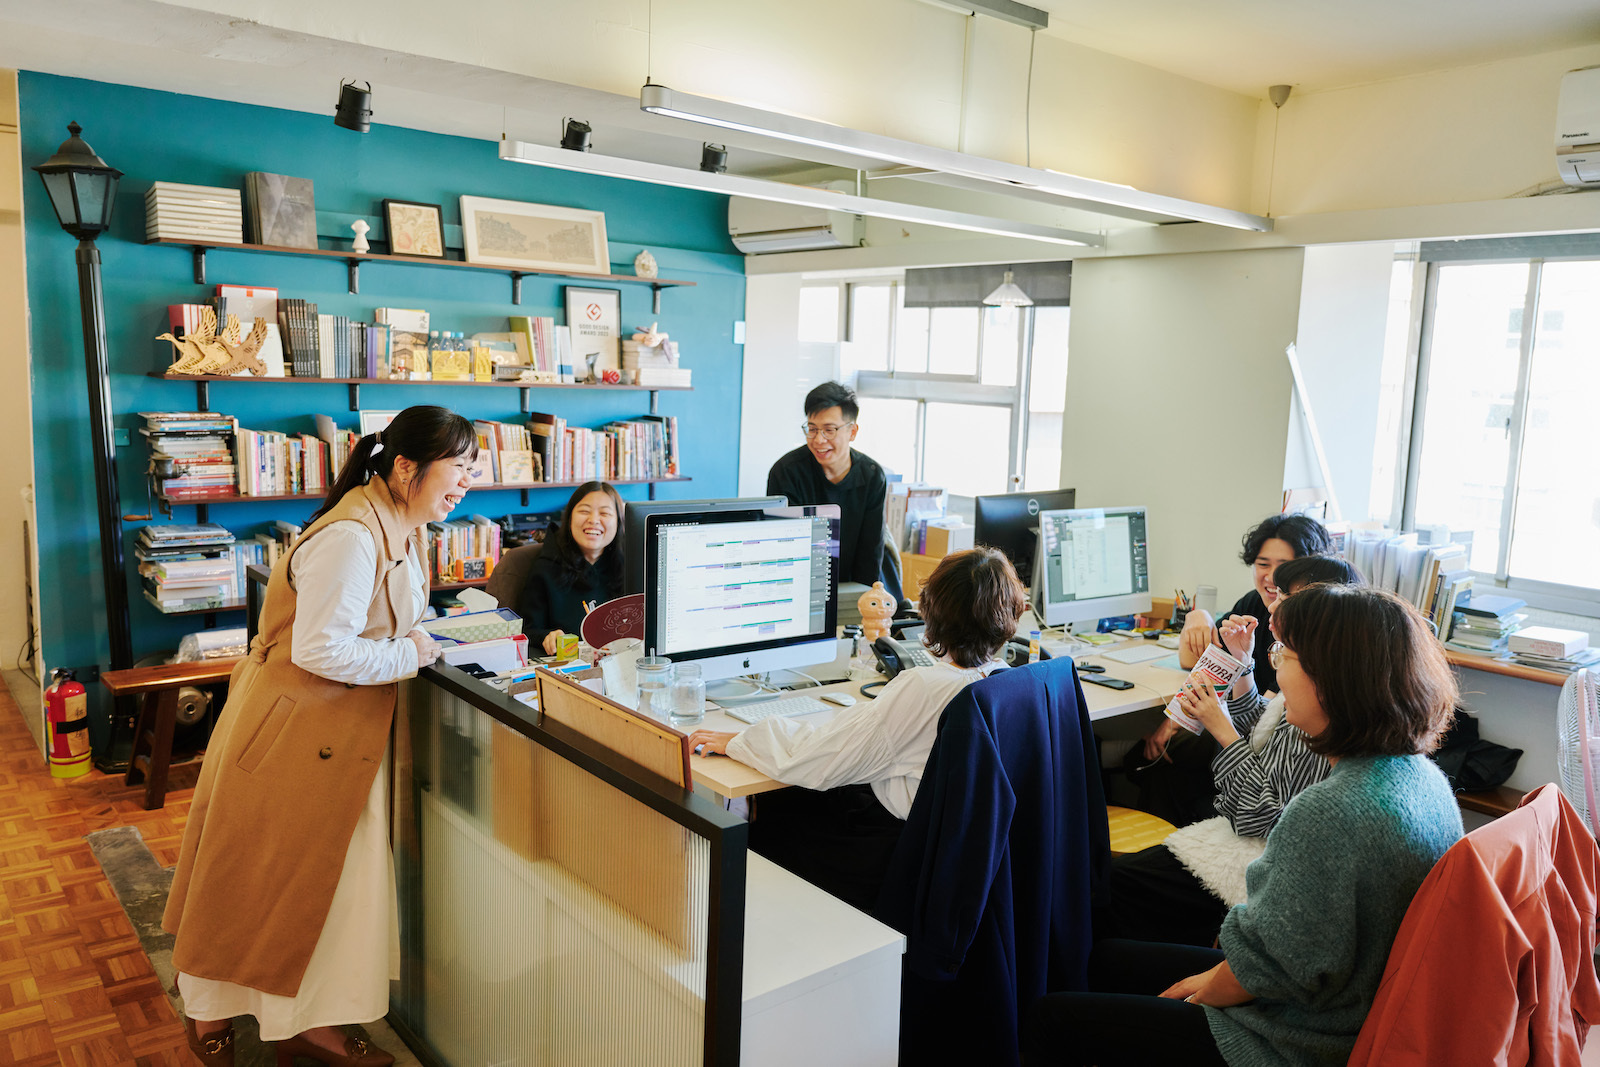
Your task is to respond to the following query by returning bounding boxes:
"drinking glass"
[635,656,673,716]
[668,662,705,726]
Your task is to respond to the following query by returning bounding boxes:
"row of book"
[426,516,503,584]
[235,429,332,497]
[509,316,576,381]
[527,412,680,484]
[1343,528,1474,636]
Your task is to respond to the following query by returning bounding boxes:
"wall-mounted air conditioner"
[728,195,864,254]
[1557,65,1600,188]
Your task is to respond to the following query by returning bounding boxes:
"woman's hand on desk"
[407,628,442,668]
[542,630,566,657]
[685,729,737,756]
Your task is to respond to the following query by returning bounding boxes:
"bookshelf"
[158,475,694,515]
[145,238,697,314]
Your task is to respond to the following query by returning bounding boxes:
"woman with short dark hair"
[1026,585,1462,1067]
[514,481,624,655]
[687,546,1026,909]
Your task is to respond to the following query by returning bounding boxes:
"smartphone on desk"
[1080,673,1135,690]
[873,636,938,680]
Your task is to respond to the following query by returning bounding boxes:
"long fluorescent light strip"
[498,140,1102,247]
[641,84,1272,233]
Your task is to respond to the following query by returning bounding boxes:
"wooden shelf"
[142,591,245,616]
[433,578,489,592]
[1444,649,1567,687]
[144,237,695,311]
[145,371,688,392]
[157,475,692,509]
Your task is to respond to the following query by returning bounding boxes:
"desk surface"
[690,639,1190,798]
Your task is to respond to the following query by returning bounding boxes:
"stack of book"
[1508,626,1600,674]
[426,515,502,583]
[622,339,690,387]
[140,412,239,502]
[145,182,243,244]
[244,172,317,248]
[1444,594,1527,655]
[135,524,238,612]
[278,298,321,377]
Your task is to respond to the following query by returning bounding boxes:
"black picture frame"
[381,198,446,258]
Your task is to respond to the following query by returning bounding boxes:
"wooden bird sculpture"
[160,307,268,376]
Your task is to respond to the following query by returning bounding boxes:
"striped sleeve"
[1211,718,1331,838]
[1227,679,1269,734]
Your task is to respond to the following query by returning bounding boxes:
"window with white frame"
[841,265,1070,506]
[1399,243,1600,611]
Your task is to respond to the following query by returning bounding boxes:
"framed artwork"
[460,195,609,275]
[564,286,622,381]
[382,199,445,258]
[358,409,401,436]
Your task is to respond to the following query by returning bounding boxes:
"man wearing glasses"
[767,381,903,605]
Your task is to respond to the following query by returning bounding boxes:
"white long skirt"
[178,769,401,1041]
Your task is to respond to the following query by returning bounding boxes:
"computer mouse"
[820,692,857,707]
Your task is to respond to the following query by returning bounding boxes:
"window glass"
[797,285,839,343]
[1410,262,1529,572]
[1366,258,1417,525]
[1506,260,1600,590]
[854,397,919,481]
[924,403,1012,499]
[927,308,980,375]
[980,307,1021,386]
[1025,307,1069,490]
[895,306,930,373]
[844,283,891,373]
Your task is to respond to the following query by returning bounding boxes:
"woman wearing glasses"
[766,381,902,603]
[1098,556,1364,948]
[1026,584,1461,1066]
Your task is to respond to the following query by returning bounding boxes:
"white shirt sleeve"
[289,521,421,685]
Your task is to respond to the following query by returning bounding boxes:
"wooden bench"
[101,659,240,809]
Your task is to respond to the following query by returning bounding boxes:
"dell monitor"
[643,505,840,683]
[622,495,786,595]
[972,488,1077,586]
[1033,506,1152,629]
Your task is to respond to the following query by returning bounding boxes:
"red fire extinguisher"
[45,668,92,779]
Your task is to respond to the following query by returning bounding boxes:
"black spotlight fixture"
[699,142,728,174]
[335,80,372,132]
[560,118,592,152]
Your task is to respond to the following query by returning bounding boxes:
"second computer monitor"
[1033,506,1153,629]
[972,488,1077,585]
[621,495,787,595]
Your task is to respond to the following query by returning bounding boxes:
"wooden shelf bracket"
[192,246,207,285]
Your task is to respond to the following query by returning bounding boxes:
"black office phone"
[873,636,938,679]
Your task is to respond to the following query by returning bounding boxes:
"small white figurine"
[351,219,370,254]
[634,249,658,279]
[630,322,669,347]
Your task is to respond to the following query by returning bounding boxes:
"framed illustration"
[460,195,609,275]
[564,286,622,381]
[358,409,401,436]
[382,199,445,258]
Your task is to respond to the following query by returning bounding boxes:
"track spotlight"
[699,142,728,174]
[334,80,372,132]
[560,118,592,152]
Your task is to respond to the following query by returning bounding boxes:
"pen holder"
[1172,606,1190,630]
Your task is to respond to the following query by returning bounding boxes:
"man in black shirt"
[767,381,903,603]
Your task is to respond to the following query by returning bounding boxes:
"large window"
[841,275,1069,504]
[1403,253,1600,610]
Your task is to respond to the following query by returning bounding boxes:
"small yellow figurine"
[857,581,896,643]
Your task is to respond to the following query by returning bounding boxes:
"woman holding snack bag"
[1027,583,1460,1066]
[1098,556,1365,947]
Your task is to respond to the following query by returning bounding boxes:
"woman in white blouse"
[687,546,1026,910]
[164,405,476,1067]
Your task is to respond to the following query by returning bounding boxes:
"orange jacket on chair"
[1348,783,1600,1066]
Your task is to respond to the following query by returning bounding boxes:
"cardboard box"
[1508,625,1589,659]
[924,521,975,558]
[1147,597,1177,622]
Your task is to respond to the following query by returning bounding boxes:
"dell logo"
[1027,499,1040,516]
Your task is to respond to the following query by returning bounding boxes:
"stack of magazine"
[135,524,238,613]
[1443,595,1526,656]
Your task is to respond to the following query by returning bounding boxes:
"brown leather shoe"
[275,1031,395,1067]
[184,1018,235,1067]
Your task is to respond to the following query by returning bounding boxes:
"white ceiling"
[1032,0,1600,97]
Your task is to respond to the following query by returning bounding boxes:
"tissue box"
[1508,625,1588,659]
[422,607,524,643]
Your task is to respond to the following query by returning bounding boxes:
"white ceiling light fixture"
[497,138,1103,247]
[983,270,1033,307]
[640,83,1273,232]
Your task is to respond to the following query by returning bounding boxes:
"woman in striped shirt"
[1097,555,1365,947]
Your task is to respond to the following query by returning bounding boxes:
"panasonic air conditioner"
[1557,65,1600,188]
[728,195,864,253]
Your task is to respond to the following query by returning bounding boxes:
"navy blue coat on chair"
[875,657,1110,1066]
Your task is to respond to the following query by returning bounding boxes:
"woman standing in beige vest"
[164,405,477,1067]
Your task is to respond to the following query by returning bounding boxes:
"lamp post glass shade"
[31,122,123,239]
[983,270,1033,308]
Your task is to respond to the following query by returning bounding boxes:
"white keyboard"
[725,695,834,725]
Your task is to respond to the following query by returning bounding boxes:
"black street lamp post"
[32,122,132,674]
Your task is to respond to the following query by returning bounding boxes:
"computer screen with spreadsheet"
[643,504,840,682]
[1034,506,1152,628]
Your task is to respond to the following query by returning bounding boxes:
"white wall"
[1061,248,1305,603]
[737,276,839,498]
[1283,242,1397,519]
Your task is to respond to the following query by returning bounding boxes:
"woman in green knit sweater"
[1024,585,1462,1067]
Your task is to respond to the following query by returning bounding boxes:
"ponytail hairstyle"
[310,405,477,522]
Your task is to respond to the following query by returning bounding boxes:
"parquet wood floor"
[0,684,200,1066]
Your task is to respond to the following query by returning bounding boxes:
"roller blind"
[902,262,1072,308]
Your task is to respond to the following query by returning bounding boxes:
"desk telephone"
[872,636,938,679]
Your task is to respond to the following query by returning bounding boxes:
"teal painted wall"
[19,72,744,749]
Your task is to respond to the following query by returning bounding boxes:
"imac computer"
[643,504,840,682]
[1033,506,1152,629]
[972,488,1077,586]
[621,496,786,595]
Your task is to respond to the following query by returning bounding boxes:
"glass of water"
[668,662,705,726]
[635,656,673,716]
